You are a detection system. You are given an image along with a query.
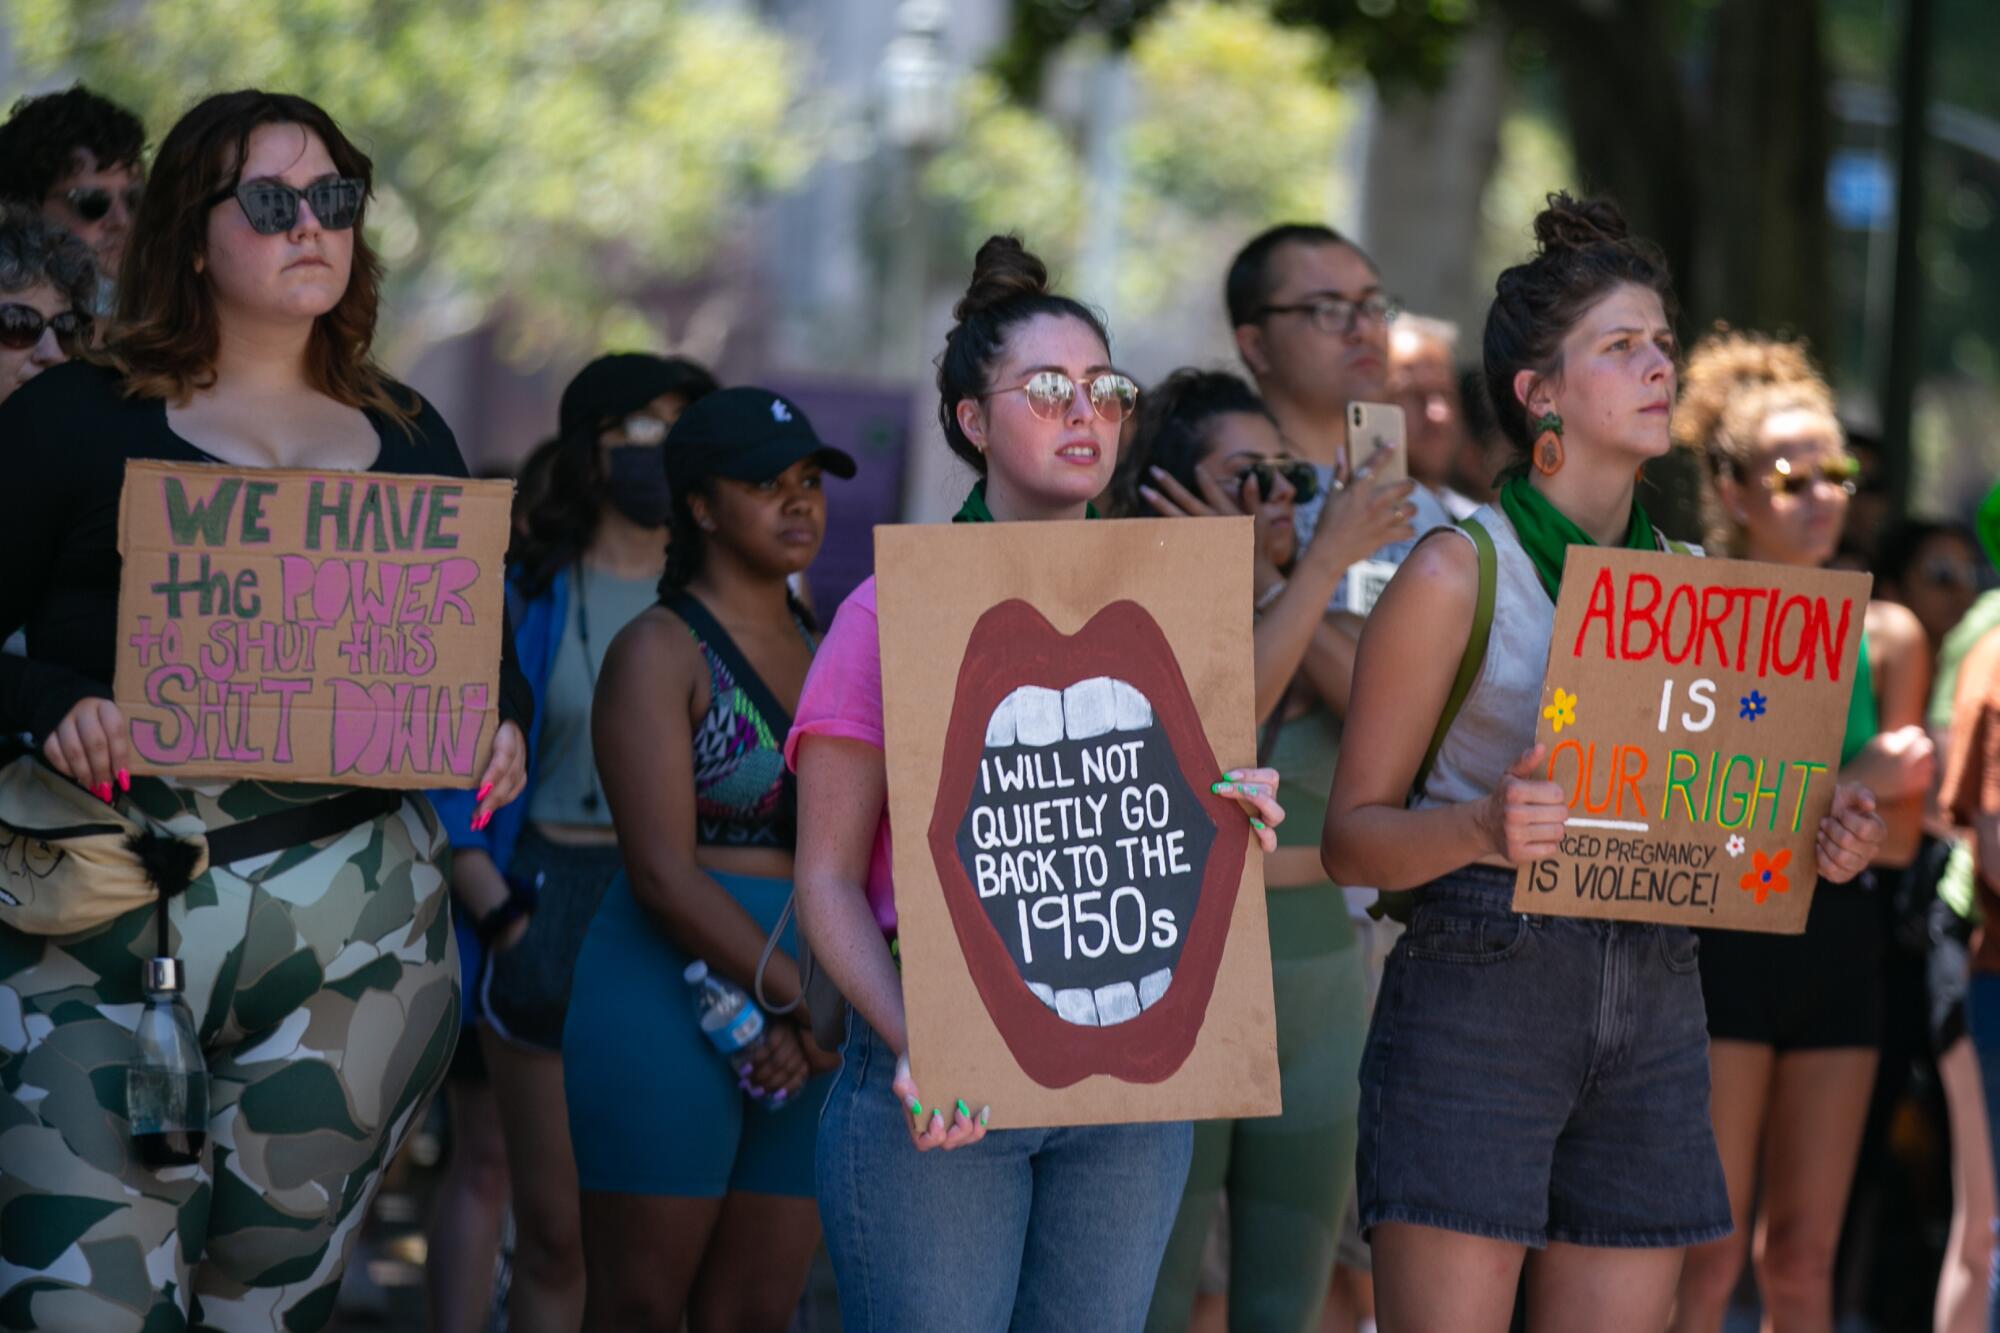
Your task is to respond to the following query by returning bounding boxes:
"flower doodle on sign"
[1543,688,1578,734]
[930,599,1246,1089]
[1739,848,1792,904]
[1739,690,1768,721]
[1725,834,1746,858]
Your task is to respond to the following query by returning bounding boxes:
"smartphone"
[1346,401,1408,485]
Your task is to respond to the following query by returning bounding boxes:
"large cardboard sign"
[1512,547,1871,933]
[876,517,1279,1128]
[114,461,512,788]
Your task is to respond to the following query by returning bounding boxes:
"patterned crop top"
[663,591,813,850]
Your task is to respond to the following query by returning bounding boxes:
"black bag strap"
[661,591,798,738]
[204,789,402,867]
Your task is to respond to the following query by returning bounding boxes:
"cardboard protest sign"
[876,517,1279,1128]
[1512,546,1872,933]
[114,461,512,788]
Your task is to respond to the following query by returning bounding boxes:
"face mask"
[603,444,671,527]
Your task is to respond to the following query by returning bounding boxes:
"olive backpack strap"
[1411,516,1497,803]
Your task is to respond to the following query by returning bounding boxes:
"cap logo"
[771,399,792,423]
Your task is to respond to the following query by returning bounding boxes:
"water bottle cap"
[683,960,708,985]
[143,957,184,993]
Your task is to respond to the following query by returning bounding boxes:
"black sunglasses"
[0,304,91,353]
[1228,458,1320,504]
[62,183,143,223]
[208,175,365,235]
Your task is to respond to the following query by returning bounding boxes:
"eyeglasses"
[61,183,143,223]
[981,370,1140,423]
[1256,294,1402,337]
[208,175,365,235]
[1756,455,1861,498]
[0,304,91,353]
[1219,457,1320,505]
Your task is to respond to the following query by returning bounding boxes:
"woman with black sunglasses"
[1108,369,1414,1331]
[0,91,531,1332]
[1670,328,1933,1333]
[0,203,95,405]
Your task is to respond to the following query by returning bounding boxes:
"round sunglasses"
[0,304,91,353]
[980,370,1140,423]
[1755,455,1861,498]
[207,175,365,235]
[1226,458,1320,504]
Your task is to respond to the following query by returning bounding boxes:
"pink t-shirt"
[783,578,899,934]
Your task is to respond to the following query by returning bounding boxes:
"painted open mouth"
[928,600,1245,1088]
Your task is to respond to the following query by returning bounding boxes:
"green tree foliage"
[10,0,815,359]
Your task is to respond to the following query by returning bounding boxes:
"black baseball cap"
[558,352,719,440]
[665,387,858,489]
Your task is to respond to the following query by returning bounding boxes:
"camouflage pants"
[0,780,460,1331]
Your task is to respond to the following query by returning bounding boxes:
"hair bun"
[955,234,1051,322]
[1533,192,1629,257]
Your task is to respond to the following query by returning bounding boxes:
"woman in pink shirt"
[786,237,1284,1330]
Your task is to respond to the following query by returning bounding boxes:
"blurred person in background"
[430,352,718,1333]
[1389,314,1479,519]
[1452,365,1507,505]
[1878,519,1987,660]
[0,84,145,313]
[1673,329,1934,1333]
[0,203,95,408]
[563,387,848,1330]
[1115,367,1412,1333]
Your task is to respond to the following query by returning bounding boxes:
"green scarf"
[952,480,1098,524]
[1497,474,1659,601]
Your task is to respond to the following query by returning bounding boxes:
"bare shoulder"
[1866,598,1927,666]
[1379,527,1479,617]
[603,604,702,690]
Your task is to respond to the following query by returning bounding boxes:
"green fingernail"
[956,1098,971,1120]
[1211,781,1233,794]
[907,1097,923,1117]
[1251,818,1267,830]
[979,1105,991,1125]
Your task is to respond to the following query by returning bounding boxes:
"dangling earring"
[1531,412,1564,476]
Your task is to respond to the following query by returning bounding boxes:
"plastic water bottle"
[685,959,769,1078]
[127,957,209,1167]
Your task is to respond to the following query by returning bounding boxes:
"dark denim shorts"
[1356,865,1731,1250]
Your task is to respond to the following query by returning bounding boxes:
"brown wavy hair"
[1676,326,1840,554]
[103,89,412,423]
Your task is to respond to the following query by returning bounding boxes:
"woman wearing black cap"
[561,386,853,1330]
[428,351,717,1333]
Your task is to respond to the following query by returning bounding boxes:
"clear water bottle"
[127,957,209,1167]
[685,960,782,1106]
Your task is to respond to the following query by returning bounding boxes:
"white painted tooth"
[1112,679,1153,732]
[1013,686,1064,747]
[1062,677,1116,740]
[1138,967,1172,1010]
[985,692,1018,747]
[1054,987,1100,1026]
[1094,981,1141,1025]
[1028,982,1056,1009]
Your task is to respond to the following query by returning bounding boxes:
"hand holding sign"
[41,697,132,801]
[1486,744,1569,864]
[1816,783,1884,883]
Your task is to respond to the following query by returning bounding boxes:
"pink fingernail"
[117,769,131,793]
[476,781,493,803]
[95,783,113,802]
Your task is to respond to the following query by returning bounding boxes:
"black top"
[0,359,533,747]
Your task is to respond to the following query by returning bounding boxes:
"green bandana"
[1497,474,1658,602]
[952,481,1098,524]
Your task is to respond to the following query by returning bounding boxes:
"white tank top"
[1411,504,1696,812]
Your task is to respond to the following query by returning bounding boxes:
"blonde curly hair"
[1677,326,1842,554]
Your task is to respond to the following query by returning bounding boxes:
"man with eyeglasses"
[1225,223,1454,612]
[0,85,145,313]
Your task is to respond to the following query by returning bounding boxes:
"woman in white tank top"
[1321,194,1886,1332]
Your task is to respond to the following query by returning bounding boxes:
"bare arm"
[793,735,909,1054]
[1842,600,1936,864]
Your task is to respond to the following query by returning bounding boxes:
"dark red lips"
[927,598,1248,1087]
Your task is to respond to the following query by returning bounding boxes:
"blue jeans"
[1965,972,2000,1330]
[817,1015,1193,1330]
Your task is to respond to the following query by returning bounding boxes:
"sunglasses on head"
[208,175,365,235]
[1226,458,1320,504]
[62,183,143,223]
[0,304,91,353]
[1756,454,1861,498]
[982,370,1140,424]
